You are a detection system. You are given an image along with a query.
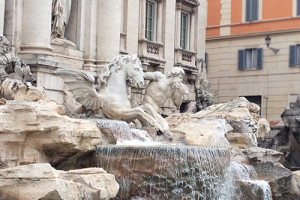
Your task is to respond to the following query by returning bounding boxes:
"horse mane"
[99,55,139,88]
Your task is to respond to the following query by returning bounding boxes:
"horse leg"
[140,104,169,131]
[105,106,164,132]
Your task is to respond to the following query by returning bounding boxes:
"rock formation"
[232,148,300,200]
[0,163,119,200]
[260,94,300,170]
[0,99,106,169]
[166,97,269,148]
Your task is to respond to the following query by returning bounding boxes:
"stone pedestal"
[0,0,4,35]
[20,0,52,54]
[96,0,122,70]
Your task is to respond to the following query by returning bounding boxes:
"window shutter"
[238,50,246,70]
[205,52,208,69]
[246,0,251,22]
[257,48,263,69]
[252,0,259,21]
[289,45,297,67]
[297,0,300,16]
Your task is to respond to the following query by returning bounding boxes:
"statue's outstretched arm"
[144,71,165,81]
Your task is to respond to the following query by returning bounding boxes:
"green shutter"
[297,0,300,16]
[257,48,263,69]
[238,50,246,70]
[252,0,259,21]
[290,45,297,67]
[246,0,251,22]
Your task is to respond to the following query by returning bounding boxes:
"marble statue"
[0,36,33,84]
[142,67,189,130]
[195,59,213,111]
[143,67,188,111]
[51,0,72,38]
[57,55,167,133]
[0,36,43,102]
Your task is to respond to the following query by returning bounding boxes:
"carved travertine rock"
[166,97,267,148]
[0,163,119,200]
[0,100,104,169]
[0,78,46,101]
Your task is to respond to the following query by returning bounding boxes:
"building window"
[243,95,262,116]
[246,0,259,22]
[145,1,155,41]
[289,45,300,67]
[298,0,300,16]
[180,12,188,50]
[238,48,263,70]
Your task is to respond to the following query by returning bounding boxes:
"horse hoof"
[157,130,163,135]
[0,98,6,105]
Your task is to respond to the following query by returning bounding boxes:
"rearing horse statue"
[56,55,165,133]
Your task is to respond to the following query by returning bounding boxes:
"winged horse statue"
[56,55,166,133]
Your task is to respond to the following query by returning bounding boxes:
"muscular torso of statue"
[142,68,188,112]
[143,77,173,111]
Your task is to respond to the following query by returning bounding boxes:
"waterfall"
[96,146,231,200]
[94,120,272,199]
[228,161,272,200]
[95,119,164,145]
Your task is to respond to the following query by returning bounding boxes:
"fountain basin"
[96,145,231,199]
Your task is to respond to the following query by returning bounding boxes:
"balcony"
[174,48,197,73]
[138,39,165,69]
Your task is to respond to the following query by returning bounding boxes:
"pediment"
[177,0,200,7]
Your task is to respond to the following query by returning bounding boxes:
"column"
[20,0,52,54]
[175,8,181,48]
[156,1,163,43]
[96,0,122,66]
[0,0,4,35]
[189,11,195,52]
[196,0,207,59]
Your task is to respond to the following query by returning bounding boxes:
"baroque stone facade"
[0,0,207,115]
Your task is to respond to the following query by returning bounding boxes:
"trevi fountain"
[0,1,300,198]
[0,33,300,200]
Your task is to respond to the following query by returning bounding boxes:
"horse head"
[122,55,145,88]
[99,55,145,89]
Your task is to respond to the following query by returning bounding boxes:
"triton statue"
[142,67,189,131]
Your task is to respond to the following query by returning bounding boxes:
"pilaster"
[96,0,122,70]
[220,0,231,36]
[0,0,5,35]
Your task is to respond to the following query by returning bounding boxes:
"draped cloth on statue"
[51,0,72,38]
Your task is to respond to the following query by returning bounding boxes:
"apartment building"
[206,0,300,124]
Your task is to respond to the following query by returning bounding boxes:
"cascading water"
[95,119,273,199]
[96,146,232,200]
[228,161,272,200]
[95,119,164,145]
